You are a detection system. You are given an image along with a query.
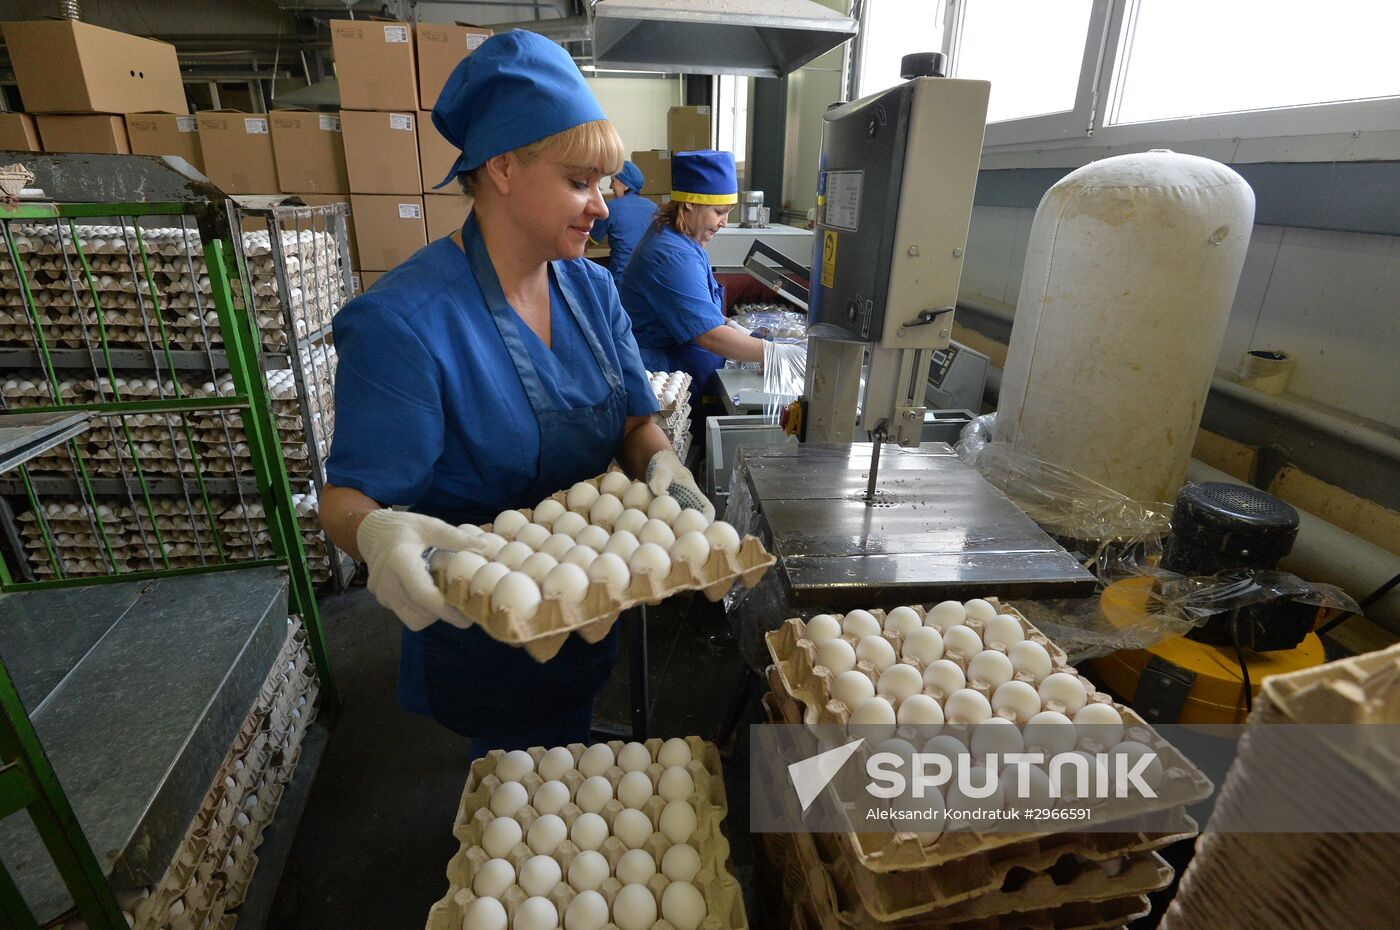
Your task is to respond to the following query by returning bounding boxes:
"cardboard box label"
[697,106,711,115]
[467,34,488,49]
[398,203,422,219]
[334,24,364,39]
[660,151,670,159]
[319,115,341,132]
[176,116,197,132]
[245,117,269,134]
[384,25,409,43]
[389,113,414,131]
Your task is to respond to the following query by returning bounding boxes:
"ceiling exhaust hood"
[589,0,857,78]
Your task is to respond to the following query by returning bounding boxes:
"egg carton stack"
[241,227,345,344]
[646,371,692,459]
[426,736,748,930]
[432,469,774,661]
[219,490,336,584]
[757,597,1212,930]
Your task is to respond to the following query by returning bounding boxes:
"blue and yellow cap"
[670,150,738,205]
[431,30,607,188]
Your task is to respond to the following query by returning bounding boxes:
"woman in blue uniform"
[589,160,657,282]
[320,31,712,755]
[618,150,766,402]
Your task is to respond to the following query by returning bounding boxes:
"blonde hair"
[459,119,626,196]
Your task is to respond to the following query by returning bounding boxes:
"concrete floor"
[265,586,755,929]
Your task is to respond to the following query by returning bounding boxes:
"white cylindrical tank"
[997,150,1254,507]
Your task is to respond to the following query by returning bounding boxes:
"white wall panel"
[585,76,679,155]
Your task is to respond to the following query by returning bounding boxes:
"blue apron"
[408,215,628,752]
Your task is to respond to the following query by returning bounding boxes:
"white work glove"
[646,449,715,521]
[725,319,753,337]
[356,509,477,632]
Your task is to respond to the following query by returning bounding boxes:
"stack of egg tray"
[425,737,748,930]
[758,599,1210,929]
[1160,641,1400,930]
[647,371,693,460]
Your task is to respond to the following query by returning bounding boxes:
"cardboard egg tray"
[763,601,1212,876]
[426,736,747,930]
[436,472,774,662]
[648,371,694,419]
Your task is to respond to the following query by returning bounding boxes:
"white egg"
[856,634,897,671]
[617,741,652,772]
[670,507,710,535]
[514,523,552,550]
[445,550,486,585]
[525,813,567,855]
[568,849,610,891]
[613,507,649,537]
[612,884,658,930]
[602,530,640,561]
[578,743,616,777]
[629,542,672,578]
[488,780,528,817]
[574,775,613,813]
[622,481,654,510]
[646,494,681,524]
[469,532,508,559]
[587,552,631,595]
[552,510,589,538]
[923,733,968,762]
[971,717,1024,758]
[896,693,945,727]
[924,600,966,630]
[946,767,1004,828]
[659,799,697,844]
[589,493,624,530]
[941,624,983,658]
[574,523,611,553]
[658,765,694,803]
[600,470,632,498]
[1074,702,1125,749]
[519,551,558,583]
[562,545,599,569]
[471,857,515,898]
[661,843,702,883]
[462,896,508,930]
[616,847,657,885]
[617,769,654,808]
[883,605,922,636]
[669,530,711,566]
[1039,672,1089,714]
[518,854,562,896]
[1111,740,1164,791]
[849,697,897,742]
[703,520,741,554]
[490,571,541,621]
[564,890,610,930]
[944,689,993,725]
[658,737,693,768]
[532,498,566,529]
[985,614,1026,648]
[661,881,707,930]
[992,680,1042,723]
[842,610,882,639]
[967,650,1014,689]
[1009,640,1054,684]
[470,562,512,598]
[639,518,677,549]
[513,896,558,930]
[457,522,484,538]
[480,816,522,858]
[1024,710,1077,755]
[540,532,577,559]
[569,812,609,851]
[876,663,924,701]
[494,749,534,782]
[831,670,875,708]
[495,540,534,570]
[567,481,600,514]
[532,779,571,816]
[542,562,590,605]
[538,746,576,781]
[803,614,843,645]
[492,509,529,540]
[901,626,945,664]
[816,637,857,674]
[963,598,997,623]
[612,807,653,849]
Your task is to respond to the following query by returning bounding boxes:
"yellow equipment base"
[1090,576,1326,724]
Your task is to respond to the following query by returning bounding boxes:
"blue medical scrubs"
[618,224,727,395]
[590,191,657,282]
[327,213,658,752]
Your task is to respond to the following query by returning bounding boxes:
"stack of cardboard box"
[626,106,712,207]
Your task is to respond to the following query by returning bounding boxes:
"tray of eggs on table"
[431,470,774,662]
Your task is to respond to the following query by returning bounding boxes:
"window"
[716,74,749,165]
[856,0,946,99]
[950,0,1094,123]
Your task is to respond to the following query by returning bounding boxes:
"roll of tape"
[1238,349,1294,396]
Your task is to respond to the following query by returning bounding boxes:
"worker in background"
[618,150,766,427]
[319,31,712,757]
[589,159,657,281]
